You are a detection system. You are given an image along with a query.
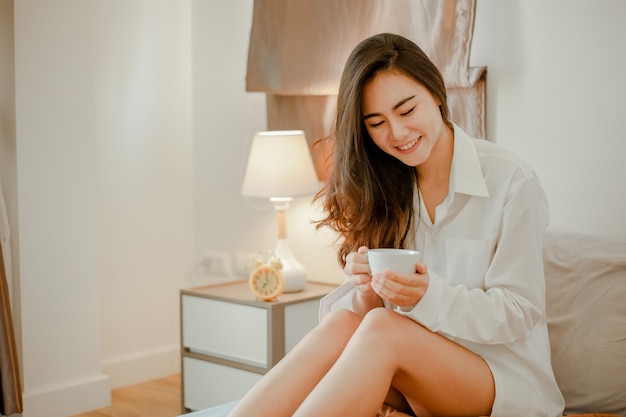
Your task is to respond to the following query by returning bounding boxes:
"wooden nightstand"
[180,279,337,412]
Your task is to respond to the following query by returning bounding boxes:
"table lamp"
[241,130,320,292]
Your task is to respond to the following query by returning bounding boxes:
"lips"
[397,137,419,152]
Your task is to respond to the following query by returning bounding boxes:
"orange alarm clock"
[248,254,285,301]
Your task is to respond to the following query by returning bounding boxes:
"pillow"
[543,231,626,416]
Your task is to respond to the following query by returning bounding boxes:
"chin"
[397,157,421,167]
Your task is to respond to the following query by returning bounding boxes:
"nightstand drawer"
[183,356,261,411]
[182,295,268,367]
[284,299,320,351]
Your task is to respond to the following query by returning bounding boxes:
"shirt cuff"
[393,304,416,313]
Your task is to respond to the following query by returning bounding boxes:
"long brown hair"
[314,33,451,266]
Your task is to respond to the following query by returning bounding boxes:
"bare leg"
[293,308,495,417]
[383,386,414,415]
[228,309,362,417]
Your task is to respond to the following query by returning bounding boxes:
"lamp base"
[274,238,307,292]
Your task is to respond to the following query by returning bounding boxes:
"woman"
[228,33,564,417]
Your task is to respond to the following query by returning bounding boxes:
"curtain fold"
[447,67,487,141]
[247,0,484,180]
[0,183,21,416]
[265,95,337,180]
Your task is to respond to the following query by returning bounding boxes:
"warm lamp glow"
[241,130,319,292]
[241,130,319,199]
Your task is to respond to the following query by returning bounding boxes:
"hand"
[344,246,382,312]
[371,262,429,309]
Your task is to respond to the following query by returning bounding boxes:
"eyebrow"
[363,95,416,120]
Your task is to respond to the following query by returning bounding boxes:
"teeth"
[398,140,417,151]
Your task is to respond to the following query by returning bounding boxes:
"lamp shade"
[242,130,319,198]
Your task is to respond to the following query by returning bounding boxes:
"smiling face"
[362,70,450,168]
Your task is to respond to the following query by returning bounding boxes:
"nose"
[388,118,408,142]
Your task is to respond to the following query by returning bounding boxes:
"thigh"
[294,307,363,366]
[308,307,363,345]
[229,308,363,417]
[362,309,495,417]
[383,386,415,416]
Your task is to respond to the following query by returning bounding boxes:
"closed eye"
[401,106,415,116]
[370,120,384,128]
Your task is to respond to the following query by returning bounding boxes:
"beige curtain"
[246,0,485,180]
[0,185,21,415]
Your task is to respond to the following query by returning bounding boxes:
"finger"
[371,276,412,303]
[344,260,371,277]
[349,273,372,286]
[371,272,427,305]
[376,271,410,291]
[346,248,370,265]
[353,248,370,265]
[381,270,418,286]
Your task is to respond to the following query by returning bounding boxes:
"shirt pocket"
[445,238,494,288]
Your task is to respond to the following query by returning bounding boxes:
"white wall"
[94,0,193,389]
[14,1,110,416]
[12,0,193,416]
[471,0,626,240]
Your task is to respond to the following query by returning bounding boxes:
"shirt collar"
[449,123,490,198]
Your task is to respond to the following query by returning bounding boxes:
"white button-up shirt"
[411,124,547,343]
[321,124,564,417]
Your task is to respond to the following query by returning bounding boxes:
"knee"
[325,307,402,338]
[309,308,361,340]
[360,306,399,332]
[347,307,399,348]
[323,306,362,326]
[361,307,428,339]
[354,308,428,358]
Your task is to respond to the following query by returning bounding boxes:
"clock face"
[249,265,284,301]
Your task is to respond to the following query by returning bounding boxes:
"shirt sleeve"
[402,173,549,344]
[318,281,355,321]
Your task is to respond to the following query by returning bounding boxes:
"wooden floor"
[70,374,182,417]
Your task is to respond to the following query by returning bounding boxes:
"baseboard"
[101,345,180,389]
[22,373,110,417]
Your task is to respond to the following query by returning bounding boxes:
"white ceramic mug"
[368,248,421,275]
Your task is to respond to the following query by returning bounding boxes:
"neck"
[416,124,454,184]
